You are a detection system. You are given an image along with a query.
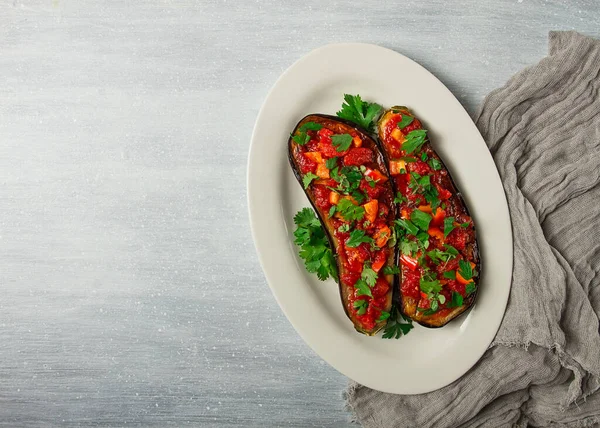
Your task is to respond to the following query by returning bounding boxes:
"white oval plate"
[247,44,512,394]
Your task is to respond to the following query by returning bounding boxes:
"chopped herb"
[410,209,432,231]
[299,121,323,132]
[443,244,459,256]
[355,279,372,297]
[382,266,401,275]
[458,260,473,281]
[353,299,368,315]
[421,152,428,161]
[397,114,414,129]
[420,278,442,295]
[338,223,350,233]
[328,205,337,218]
[346,229,374,247]
[336,198,365,222]
[443,270,457,279]
[438,294,446,304]
[427,247,457,264]
[430,299,439,312]
[361,266,378,287]
[325,157,338,169]
[448,291,464,308]
[399,156,417,163]
[393,193,408,205]
[302,172,319,189]
[382,307,414,339]
[331,134,353,152]
[460,222,470,228]
[402,129,428,154]
[292,133,311,145]
[429,158,442,170]
[395,218,419,236]
[292,208,338,281]
[400,240,419,256]
[377,311,391,322]
[444,217,456,237]
[336,94,382,132]
[465,282,476,295]
[351,190,366,204]
[408,172,431,194]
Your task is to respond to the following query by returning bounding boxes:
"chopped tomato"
[409,160,430,176]
[374,226,391,248]
[401,268,420,298]
[360,179,384,199]
[372,277,389,297]
[446,227,468,251]
[371,251,386,272]
[344,147,374,166]
[400,254,418,270]
[436,184,452,200]
[363,200,378,223]
[297,152,317,174]
[312,186,331,210]
[341,271,360,287]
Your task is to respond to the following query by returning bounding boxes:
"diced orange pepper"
[432,207,446,226]
[315,163,330,179]
[389,159,406,176]
[401,209,409,219]
[374,226,391,248]
[418,204,432,213]
[329,191,340,205]
[304,152,324,164]
[391,128,405,143]
[372,258,385,273]
[427,227,444,242]
[353,136,362,147]
[362,200,379,223]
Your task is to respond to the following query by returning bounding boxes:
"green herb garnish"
[293,208,338,281]
[336,94,382,132]
[331,134,353,152]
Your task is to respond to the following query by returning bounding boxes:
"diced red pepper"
[400,254,418,270]
[364,168,388,182]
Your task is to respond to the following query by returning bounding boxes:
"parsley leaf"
[299,121,323,132]
[400,240,419,256]
[292,208,338,281]
[336,199,365,222]
[325,157,338,169]
[336,94,382,132]
[395,218,419,236]
[429,158,442,171]
[393,193,408,205]
[353,299,368,315]
[444,217,456,237]
[427,248,458,264]
[448,291,464,308]
[292,133,311,145]
[410,209,432,231]
[397,114,414,129]
[402,129,428,154]
[443,270,457,279]
[443,244,459,256]
[377,311,391,322]
[347,229,374,247]
[458,259,473,281]
[382,307,414,339]
[465,282,476,295]
[302,172,319,189]
[328,205,336,218]
[331,134,353,152]
[424,185,440,210]
[382,266,401,275]
[361,266,378,287]
[338,223,350,233]
[420,278,442,295]
[355,279,372,297]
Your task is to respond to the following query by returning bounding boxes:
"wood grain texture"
[0,0,597,426]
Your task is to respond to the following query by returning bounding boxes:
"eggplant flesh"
[288,114,395,335]
[378,107,480,328]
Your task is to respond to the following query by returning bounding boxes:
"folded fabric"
[345,31,600,428]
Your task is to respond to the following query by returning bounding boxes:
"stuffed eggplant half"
[378,107,480,328]
[289,115,395,335]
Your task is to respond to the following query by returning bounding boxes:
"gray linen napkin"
[345,31,600,428]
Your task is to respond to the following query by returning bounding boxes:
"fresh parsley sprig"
[336,94,382,132]
[293,208,338,281]
[382,307,414,339]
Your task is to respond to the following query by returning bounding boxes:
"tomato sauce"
[291,117,395,332]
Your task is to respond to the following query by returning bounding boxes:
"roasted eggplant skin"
[288,114,396,335]
[378,107,480,328]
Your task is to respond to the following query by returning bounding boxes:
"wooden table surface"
[1,1,598,426]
